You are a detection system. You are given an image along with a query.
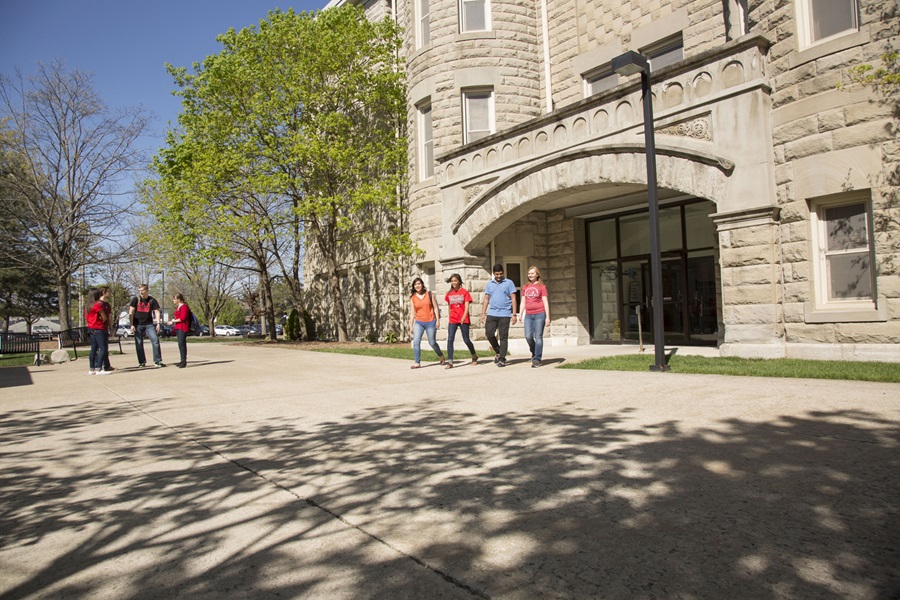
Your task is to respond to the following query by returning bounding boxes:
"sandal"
[445,362,453,369]
[410,364,421,369]
[471,354,478,364]
[439,356,445,365]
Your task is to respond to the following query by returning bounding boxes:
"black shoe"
[532,360,542,368]
[155,362,165,368]
[493,354,500,364]
[176,362,185,368]
[497,360,507,368]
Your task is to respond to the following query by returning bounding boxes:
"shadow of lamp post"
[611,50,670,372]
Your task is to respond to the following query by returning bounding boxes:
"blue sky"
[0,0,324,157]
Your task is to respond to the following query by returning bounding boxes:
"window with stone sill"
[418,100,434,180]
[809,190,877,313]
[584,68,619,98]
[462,88,494,144]
[796,0,859,50]
[459,0,490,33]
[641,34,684,72]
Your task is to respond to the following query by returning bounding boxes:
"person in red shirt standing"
[518,265,550,368]
[99,287,116,372]
[443,273,479,368]
[85,288,109,375]
[167,293,190,368]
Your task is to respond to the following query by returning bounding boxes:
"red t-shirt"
[174,303,190,332]
[444,287,473,324]
[522,283,547,314]
[86,302,106,330]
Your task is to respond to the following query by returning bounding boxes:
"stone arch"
[452,145,736,251]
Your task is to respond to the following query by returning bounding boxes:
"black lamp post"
[611,50,669,371]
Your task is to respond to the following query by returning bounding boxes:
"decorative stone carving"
[464,185,483,203]
[657,115,713,141]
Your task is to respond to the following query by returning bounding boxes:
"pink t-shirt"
[445,287,473,324]
[522,283,547,315]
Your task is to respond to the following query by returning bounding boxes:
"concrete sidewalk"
[1,341,898,599]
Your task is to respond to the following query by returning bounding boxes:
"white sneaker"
[95,370,110,376]
[88,370,96,375]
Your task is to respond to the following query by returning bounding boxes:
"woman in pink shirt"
[518,265,550,368]
[85,288,109,375]
[168,293,190,368]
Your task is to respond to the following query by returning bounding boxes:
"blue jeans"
[524,312,547,362]
[447,323,476,361]
[89,329,108,371]
[134,323,162,365]
[412,320,443,364]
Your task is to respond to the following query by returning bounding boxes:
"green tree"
[150,6,414,343]
[0,62,150,329]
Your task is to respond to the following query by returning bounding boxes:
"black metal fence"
[0,332,40,354]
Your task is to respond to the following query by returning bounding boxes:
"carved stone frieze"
[657,115,713,141]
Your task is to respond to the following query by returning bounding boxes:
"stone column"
[712,206,784,358]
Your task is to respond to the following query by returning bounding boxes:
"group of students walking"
[85,283,193,375]
[409,263,550,370]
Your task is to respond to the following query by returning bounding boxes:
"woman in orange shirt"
[408,277,445,369]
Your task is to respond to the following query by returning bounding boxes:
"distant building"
[310,0,899,360]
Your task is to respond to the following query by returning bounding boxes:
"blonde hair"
[525,265,543,284]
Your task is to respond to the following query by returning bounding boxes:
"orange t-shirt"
[411,293,436,322]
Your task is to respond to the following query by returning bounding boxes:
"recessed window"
[460,0,489,32]
[642,35,684,72]
[418,101,434,180]
[584,68,619,98]
[810,191,876,307]
[418,0,431,47]
[462,89,493,144]
[797,0,858,48]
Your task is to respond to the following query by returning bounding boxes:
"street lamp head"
[611,50,650,76]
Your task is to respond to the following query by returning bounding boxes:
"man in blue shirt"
[479,264,518,367]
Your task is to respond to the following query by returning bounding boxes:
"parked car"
[33,325,53,340]
[237,325,250,336]
[115,325,134,338]
[214,324,240,337]
[196,325,210,337]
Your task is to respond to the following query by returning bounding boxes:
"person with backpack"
[167,293,191,368]
[408,277,445,369]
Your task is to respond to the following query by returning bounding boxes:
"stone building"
[317,0,899,361]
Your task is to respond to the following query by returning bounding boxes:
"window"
[462,89,493,144]
[797,0,858,48]
[418,0,431,47]
[418,101,434,179]
[642,35,684,72]
[460,0,489,32]
[584,68,619,98]
[810,191,875,307]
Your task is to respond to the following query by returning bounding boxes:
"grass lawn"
[303,344,899,383]
[557,354,900,383]
[0,349,126,368]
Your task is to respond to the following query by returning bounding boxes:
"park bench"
[57,327,123,360]
[0,332,42,356]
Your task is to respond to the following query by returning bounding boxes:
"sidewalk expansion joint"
[114,392,491,600]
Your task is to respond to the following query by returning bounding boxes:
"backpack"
[188,310,200,334]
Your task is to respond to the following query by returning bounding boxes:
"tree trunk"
[326,257,348,342]
[57,274,72,330]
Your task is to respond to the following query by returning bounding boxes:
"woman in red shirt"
[86,288,109,375]
[168,293,190,368]
[408,277,445,369]
[443,273,478,368]
[518,265,550,368]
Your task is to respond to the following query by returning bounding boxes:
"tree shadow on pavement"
[1,399,897,599]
